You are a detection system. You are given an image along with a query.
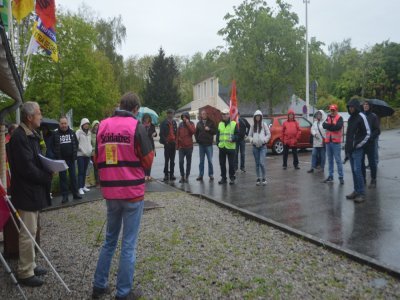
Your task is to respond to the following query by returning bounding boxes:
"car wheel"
[272,139,284,155]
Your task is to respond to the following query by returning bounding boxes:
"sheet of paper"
[38,154,69,172]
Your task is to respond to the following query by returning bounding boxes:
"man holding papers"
[8,102,52,287]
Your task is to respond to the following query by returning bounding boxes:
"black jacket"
[237,117,251,141]
[362,110,380,143]
[195,118,216,146]
[9,124,52,211]
[159,119,177,145]
[52,127,78,160]
[345,99,371,155]
[144,123,157,150]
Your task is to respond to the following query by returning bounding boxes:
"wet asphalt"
[151,129,400,273]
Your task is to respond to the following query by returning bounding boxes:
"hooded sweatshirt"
[248,110,271,147]
[345,99,370,155]
[281,109,301,147]
[77,118,93,157]
[176,112,196,149]
[311,110,327,147]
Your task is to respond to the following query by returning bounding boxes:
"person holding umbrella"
[361,100,381,188]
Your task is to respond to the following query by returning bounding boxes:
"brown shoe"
[346,191,357,200]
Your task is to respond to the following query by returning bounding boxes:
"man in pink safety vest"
[92,92,154,300]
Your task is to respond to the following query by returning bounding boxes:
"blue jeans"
[252,145,266,179]
[199,145,213,177]
[311,147,326,169]
[349,148,365,195]
[179,148,193,177]
[326,142,343,179]
[234,140,246,171]
[94,200,144,298]
[77,156,90,189]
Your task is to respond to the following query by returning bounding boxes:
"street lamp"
[304,0,310,120]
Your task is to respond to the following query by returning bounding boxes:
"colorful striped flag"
[35,0,55,29]
[26,17,59,62]
[229,80,239,126]
[12,0,33,23]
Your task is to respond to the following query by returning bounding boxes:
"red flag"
[0,184,10,230]
[35,0,56,29]
[229,80,239,126]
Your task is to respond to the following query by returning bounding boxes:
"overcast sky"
[57,0,399,58]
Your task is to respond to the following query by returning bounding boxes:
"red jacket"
[281,110,301,147]
[176,120,196,149]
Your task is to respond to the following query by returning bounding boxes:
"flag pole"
[7,0,14,52]
[1,191,71,293]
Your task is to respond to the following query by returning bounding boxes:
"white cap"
[221,109,230,114]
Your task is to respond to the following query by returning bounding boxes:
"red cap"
[329,104,338,111]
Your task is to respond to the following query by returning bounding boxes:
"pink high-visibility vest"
[97,116,145,201]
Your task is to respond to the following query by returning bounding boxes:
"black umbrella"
[365,99,394,118]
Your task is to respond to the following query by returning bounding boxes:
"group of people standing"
[44,116,99,203]
[306,99,380,202]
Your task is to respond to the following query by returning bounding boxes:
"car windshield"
[263,118,272,127]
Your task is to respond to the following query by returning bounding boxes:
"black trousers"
[219,148,236,180]
[179,148,193,177]
[59,158,78,196]
[163,142,176,176]
[283,145,299,167]
[362,142,377,180]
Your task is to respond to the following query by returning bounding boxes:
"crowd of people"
[4,94,381,298]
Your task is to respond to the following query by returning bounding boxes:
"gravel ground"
[1,190,400,299]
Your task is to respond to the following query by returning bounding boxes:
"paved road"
[150,129,400,272]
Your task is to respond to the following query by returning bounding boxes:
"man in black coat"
[52,116,81,203]
[159,109,178,181]
[8,102,52,287]
[361,100,381,188]
[344,99,370,203]
[195,109,217,181]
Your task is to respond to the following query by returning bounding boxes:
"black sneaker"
[115,287,144,300]
[73,194,82,200]
[18,275,44,287]
[283,166,287,170]
[294,166,300,170]
[92,286,110,299]
[324,176,333,183]
[209,176,214,181]
[170,175,176,181]
[196,176,203,181]
[179,177,185,183]
[307,169,314,173]
[34,266,47,276]
[218,179,227,185]
[339,177,344,185]
[61,195,68,203]
[369,179,376,188]
[162,176,169,182]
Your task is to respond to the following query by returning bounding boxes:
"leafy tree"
[143,48,180,113]
[218,0,305,115]
[25,11,119,124]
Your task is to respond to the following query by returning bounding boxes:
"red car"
[263,115,313,154]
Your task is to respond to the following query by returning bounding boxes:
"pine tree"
[143,48,181,113]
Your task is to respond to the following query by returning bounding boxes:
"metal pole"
[3,194,71,293]
[304,0,310,120]
[0,252,27,300]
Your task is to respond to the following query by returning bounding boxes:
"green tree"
[218,0,305,115]
[143,48,181,113]
[25,11,119,124]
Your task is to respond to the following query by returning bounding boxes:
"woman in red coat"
[281,110,301,169]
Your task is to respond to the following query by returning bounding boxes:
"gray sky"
[57,0,400,58]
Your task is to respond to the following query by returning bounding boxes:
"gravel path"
[1,190,400,299]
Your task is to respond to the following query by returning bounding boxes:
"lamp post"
[304,0,310,120]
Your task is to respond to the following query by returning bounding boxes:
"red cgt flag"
[229,80,239,127]
[0,184,10,231]
[35,0,56,29]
